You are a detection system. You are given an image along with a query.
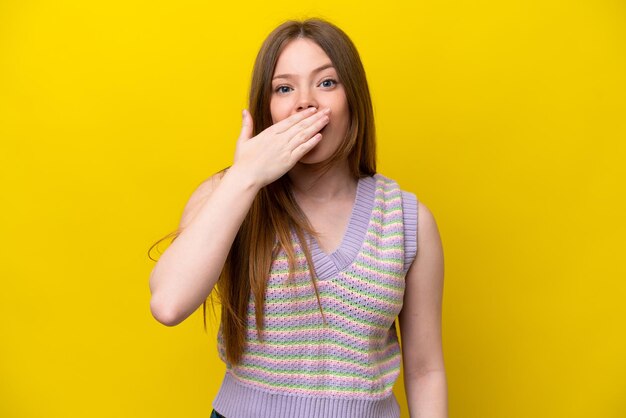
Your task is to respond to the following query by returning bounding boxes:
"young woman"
[149,18,447,418]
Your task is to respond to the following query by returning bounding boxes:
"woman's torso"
[212,173,418,418]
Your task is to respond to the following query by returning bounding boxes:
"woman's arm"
[149,107,329,326]
[398,201,448,418]
[148,167,260,326]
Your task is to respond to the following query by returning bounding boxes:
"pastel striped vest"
[213,173,418,418]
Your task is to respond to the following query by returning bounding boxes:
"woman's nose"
[295,89,318,112]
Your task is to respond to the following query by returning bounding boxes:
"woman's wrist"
[225,163,265,193]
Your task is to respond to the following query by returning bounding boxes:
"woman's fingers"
[291,133,323,161]
[272,107,322,134]
[281,108,331,138]
[287,112,329,148]
[237,109,254,142]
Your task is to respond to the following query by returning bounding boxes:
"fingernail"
[323,108,331,114]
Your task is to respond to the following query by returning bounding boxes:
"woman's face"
[270,38,350,165]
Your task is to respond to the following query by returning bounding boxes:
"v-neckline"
[304,175,378,280]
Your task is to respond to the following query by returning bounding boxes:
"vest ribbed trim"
[213,372,400,418]
[307,175,377,280]
[402,190,418,272]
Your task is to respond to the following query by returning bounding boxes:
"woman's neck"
[287,161,357,202]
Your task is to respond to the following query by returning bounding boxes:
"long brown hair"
[148,18,376,365]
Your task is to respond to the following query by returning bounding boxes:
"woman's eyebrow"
[272,63,335,81]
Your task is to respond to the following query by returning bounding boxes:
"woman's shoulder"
[370,172,439,255]
[370,172,415,197]
[371,173,436,221]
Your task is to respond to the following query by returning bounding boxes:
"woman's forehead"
[273,38,334,77]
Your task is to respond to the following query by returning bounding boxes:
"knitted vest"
[213,173,418,418]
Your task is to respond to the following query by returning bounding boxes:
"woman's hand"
[231,107,330,188]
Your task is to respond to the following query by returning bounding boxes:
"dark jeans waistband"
[210,409,226,418]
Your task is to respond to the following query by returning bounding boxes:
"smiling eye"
[275,85,292,94]
[320,79,337,88]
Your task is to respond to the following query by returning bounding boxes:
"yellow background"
[1,0,625,417]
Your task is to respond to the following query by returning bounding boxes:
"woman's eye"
[320,79,337,88]
[275,86,292,94]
